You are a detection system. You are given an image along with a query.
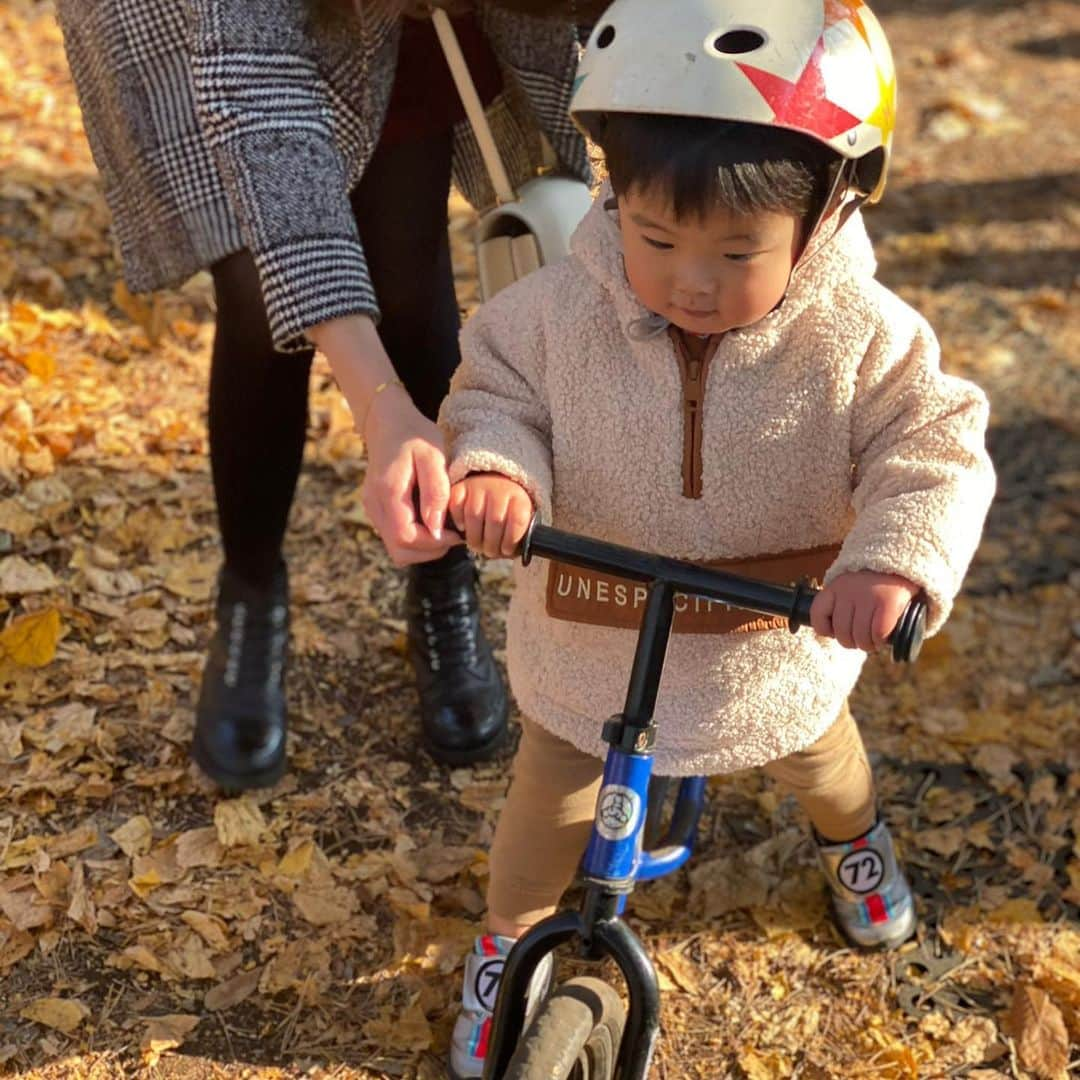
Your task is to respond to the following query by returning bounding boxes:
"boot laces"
[223,600,288,689]
[418,592,479,672]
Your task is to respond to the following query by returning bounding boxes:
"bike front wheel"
[503,976,626,1079]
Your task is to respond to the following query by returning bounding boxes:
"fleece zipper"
[668,327,720,499]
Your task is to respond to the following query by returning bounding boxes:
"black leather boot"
[406,547,509,764]
[191,562,289,790]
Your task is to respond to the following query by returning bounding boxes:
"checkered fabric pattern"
[56,0,590,350]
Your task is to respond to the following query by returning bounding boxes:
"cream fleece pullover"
[441,191,995,776]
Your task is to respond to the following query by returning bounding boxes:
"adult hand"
[810,571,918,652]
[362,388,462,565]
[308,313,460,566]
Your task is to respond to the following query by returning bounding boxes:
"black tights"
[208,130,460,588]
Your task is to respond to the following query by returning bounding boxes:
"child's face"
[617,186,801,336]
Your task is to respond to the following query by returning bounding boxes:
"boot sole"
[190,733,287,793]
[425,720,509,767]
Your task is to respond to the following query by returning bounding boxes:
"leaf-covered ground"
[1,1,1077,1077]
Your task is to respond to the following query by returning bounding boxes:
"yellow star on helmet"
[863,63,897,139]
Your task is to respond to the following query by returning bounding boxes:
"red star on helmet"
[737,39,860,141]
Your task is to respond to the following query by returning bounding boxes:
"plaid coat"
[57,0,590,348]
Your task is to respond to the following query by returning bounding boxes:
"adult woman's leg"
[191,251,313,789]
[349,130,508,763]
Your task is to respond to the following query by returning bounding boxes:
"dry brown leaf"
[140,1013,199,1068]
[0,718,22,762]
[1035,956,1080,1039]
[0,499,37,538]
[0,556,57,595]
[361,993,433,1053]
[656,946,702,995]
[112,944,164,974]
[19,997,88,1034]
[129,844,183,899]
[175,827,223,869]
[181,910,230,952]
[110,814,153,857]
[204,965,262,1011]
[0,922,35,973]
[45,824,98,859]
[259,939,331,998]
[214,798,266,848]
[413,843,478,884]
[162,558,217,602]
[0,886,54,931]
[293,884,356,926]
[918,826,966,857]
[66,860,97,934]
[1006,983,1069,1079]
[165,932,216,980]
[739,1048,793,1080]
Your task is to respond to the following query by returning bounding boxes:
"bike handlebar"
[424,502,926,662]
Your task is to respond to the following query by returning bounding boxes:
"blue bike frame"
[482,580,694,1079]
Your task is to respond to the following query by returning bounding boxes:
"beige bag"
[431,7,593,302]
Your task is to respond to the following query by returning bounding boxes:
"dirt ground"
[0,0,1077,1077]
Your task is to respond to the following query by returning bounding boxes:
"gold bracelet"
[360,377,404,433]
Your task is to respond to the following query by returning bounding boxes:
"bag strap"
[429,6,516,205]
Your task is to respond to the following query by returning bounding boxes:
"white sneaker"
[449,934,553,1079]
[816,818,918,950]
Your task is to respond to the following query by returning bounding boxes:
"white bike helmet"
[570,0,896,204]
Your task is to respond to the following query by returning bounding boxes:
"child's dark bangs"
[601,114,835,222]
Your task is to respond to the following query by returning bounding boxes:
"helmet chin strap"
[769,157,869,314]
[794,158,868,268]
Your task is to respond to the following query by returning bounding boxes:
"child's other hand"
[810,571,919,652]
[448,473,534,559]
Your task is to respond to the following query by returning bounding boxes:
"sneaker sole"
[836,897,918,951]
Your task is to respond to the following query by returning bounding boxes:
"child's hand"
[448,473,534,559]
[810,571,919,652]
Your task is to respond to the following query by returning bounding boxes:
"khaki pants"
[487,705,876,928]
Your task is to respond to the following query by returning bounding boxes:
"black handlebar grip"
[890,594,927,663]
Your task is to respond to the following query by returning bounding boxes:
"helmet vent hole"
[712,29,766,54]
[596,25,616,48]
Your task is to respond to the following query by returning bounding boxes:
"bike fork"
[481,901,661,1080]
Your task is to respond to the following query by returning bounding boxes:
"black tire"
[503,976,626,1080]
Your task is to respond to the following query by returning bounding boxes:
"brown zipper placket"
[668,327,720,499]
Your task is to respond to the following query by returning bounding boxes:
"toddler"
[439,1,995,1073]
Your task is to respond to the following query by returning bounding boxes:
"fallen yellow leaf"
[21,349,56,381]
[988,898,1044,925]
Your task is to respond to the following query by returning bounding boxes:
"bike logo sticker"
[596,784,641,841]
[472,957,505,1013]
[838,848,885,894]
